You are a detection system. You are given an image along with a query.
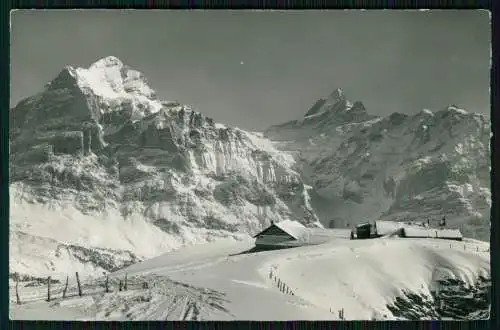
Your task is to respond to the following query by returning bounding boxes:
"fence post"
[105,275,109,293]
[15,275,21,305]
[62,276,69,298]
[124,274,128,291]
[119,280,123,292]
[76,272,82,297]
[47,276,51,302]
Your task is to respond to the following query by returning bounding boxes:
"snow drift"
[265,89,491,241]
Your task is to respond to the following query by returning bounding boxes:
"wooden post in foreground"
[76,272,82,297]
[47,276,51,302]
[105,275,109,293]
[124,274,128,291]
[15,276,21,305]
[62,276,69,298]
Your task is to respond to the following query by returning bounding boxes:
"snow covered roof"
[274,220,308,240]
[403,227,435,238]
[307,228,352,241]
[375,221,402,235]
[436,229,463,239]
[253,220,308,240]
[375,220,463,239]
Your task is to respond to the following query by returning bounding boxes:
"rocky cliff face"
[9,58,490,279]
[265,89,491,240]
[9,56,319,279]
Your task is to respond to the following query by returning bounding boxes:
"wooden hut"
[355,223,372,239]
[253,220,308,248]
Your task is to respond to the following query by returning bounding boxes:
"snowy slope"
[10,237,490,320]
[9,56,320,279]
[265,89,491,240]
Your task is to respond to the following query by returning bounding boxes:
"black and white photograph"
[8,9,491,320]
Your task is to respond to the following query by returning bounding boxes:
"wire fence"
[10,272,148,306]
[264,240,489,320]
[267,268,345,319]
[268,268,295,296]
[432,242,490,253]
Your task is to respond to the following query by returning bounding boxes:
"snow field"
[10,273,231,321]
[260,238,490,320]
[10,229,490,320]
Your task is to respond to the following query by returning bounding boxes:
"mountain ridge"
[9,56,491,280]
[265,90,490,239]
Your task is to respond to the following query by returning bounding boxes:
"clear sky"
[10,10,490,131]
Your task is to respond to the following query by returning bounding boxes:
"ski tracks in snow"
[11,274,229,321]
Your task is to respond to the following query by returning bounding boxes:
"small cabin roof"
[254,220,307,240]
[275,220,308,239]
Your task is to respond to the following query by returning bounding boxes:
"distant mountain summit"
[266,90,491,240]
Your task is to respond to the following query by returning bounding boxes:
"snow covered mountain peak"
[46,56,163,121]
[302,88,371,122]
[88,55,124,70]
[329,88,346,103]
[445,104,469,115]
[303,88,349,118]
[349,101,366,112]
[419,109,434,116]
[78,57,158,102]
[266,90,490,241]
